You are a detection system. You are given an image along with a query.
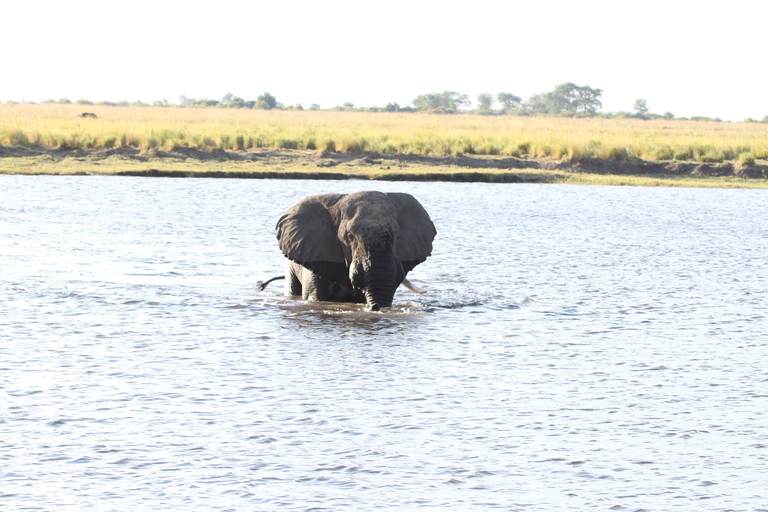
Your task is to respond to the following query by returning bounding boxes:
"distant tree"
[58,98,72,104]
[75,99,93,105]
[221,93,234,105]
[309,103,321,111]
[476,93,494,112]
[227,96,246,108]
[383,102,401,112]
[192,99,220,107]
[521,93,547,114]
[541,83,602,115]
[762,115,768,123]
[633,98,649,115]
[179,94,192,107]
[413,91,470,111]
[256,92,277,110]
[497,92,522,113]
[573,85,603,114]
[663,111,675,120]
[412,92,442,110]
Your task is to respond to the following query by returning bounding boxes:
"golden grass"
[2,103,768,163]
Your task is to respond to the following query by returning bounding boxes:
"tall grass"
[2,103,767,163]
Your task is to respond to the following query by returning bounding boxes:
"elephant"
[265,191,436,311]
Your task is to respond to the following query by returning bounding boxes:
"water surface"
[2,175,767,511]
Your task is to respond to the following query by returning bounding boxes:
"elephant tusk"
[401,277,427,294]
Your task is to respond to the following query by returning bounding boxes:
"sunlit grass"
[2,103,768,164]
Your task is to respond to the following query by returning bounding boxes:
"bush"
[608,146,630,160]
[699,149,725,163]
[738,152,756,167]
[652,146,674,161]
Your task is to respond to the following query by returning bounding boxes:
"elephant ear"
[276,194,348,284]
[387,192,437,274]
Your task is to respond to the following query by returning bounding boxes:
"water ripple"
[1,176,767,510]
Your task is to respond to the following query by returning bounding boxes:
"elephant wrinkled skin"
[273,191,436,311]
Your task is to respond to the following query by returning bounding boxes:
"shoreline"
[1,145,766,188]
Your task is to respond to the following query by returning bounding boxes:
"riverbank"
[1,145,767,188]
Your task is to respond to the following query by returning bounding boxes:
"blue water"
[2,175,767,511]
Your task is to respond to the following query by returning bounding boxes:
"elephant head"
[276,191,436,310]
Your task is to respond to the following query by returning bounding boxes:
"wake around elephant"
[263,191,436,311]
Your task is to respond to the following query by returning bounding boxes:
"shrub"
[7,129,29,145]
[608,146,630,160]
[479,141,500,155]
[737,152,756,167]
[699,149,724,163]
[277,138,299,150]
[652,146,674,161]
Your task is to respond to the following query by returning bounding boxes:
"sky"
[3,0,766,121]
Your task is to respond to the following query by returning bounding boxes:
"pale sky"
[3,0,766,121]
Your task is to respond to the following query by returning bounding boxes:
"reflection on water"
[2,175,768,511]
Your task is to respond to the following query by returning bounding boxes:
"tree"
[573,85,603,114]
[227,96,246,108]
[633,98,649,115]
[413,91,470,111]
[521,93,547,114]
[497,92,522,113]
[221,92,234,105]
[541,83,602,114]
[179,94,192,107]
[256,92,277,110]
[476,93,494,112]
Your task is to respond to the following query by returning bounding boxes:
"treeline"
[14,83,768,123]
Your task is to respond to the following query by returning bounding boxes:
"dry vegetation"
[1,103,767,187]
[2,103,767,161]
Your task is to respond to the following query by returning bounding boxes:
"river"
[2,175,767,511]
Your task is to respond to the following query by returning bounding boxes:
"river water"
[2,175,767,511]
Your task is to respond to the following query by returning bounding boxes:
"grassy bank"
[3,103,768,162]
[1,104,767,188]
[1,146,766,189]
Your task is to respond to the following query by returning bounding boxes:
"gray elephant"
[262,191,436,311]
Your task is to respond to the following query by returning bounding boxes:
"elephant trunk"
[350,255,404,311]
[363,277,397,311]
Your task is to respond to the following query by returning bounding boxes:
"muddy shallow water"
[2,175,767,511]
